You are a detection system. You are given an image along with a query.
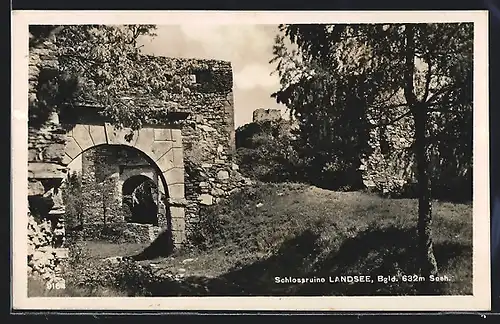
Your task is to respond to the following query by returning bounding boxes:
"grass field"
[29,182,472,297]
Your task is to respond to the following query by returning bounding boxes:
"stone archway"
[63,122,187,246]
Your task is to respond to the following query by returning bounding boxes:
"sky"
[136,24,288,128]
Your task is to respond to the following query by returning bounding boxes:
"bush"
[62,172,84,226]
[235,120,306,184]
[62,238,158,296]
[68,257,157,296]
[235,120,367,191]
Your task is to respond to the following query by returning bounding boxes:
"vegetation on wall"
[29,25,233,131]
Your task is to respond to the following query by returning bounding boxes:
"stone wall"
[80,222,161,244]
[27,34,70,281]
[360,107,417,194]
[28,32,246,256]
[135,56,242,239]
[80,145,161,227]
[252,108,282,123]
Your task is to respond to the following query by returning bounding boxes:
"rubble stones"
[217,170,230,180]
[198,194,214,206]
[27,213,68,283]
[210,188,225,197]
[28,180,45,196]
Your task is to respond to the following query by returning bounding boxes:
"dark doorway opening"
[122,175,159,226]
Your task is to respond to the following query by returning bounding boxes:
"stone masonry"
[27,29,249,273]
[27,35,69,281]
[252,108,282,123]
[77,145,165,242]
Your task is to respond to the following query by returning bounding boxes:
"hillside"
[35,182,472,297]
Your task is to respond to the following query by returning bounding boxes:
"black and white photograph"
[11,11,490,311]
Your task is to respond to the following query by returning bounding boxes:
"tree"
[29,25,193,130]
[62,171,84,231]
[271,23,473,281]
[270,32,374,190]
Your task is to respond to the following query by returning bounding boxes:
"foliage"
[235,120,306,184]
[270,35,374,189]
[60,238,157,296]
[29,25,234,130]
[62,171,84,231]
[235,118,366,190]
[191,182,309,252]
[69,258,157,296]
[31,25,154,129]
[56,25,170,129]
[271,23,473,277]
[271,23,472,199]
[130,180,158,209]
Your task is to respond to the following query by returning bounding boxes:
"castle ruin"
[27,34,247,277]
[252,108,282,123]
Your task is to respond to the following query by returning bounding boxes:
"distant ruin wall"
[252,108,282,123]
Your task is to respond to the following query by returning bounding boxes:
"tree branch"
[369,109,412,129]
[403,25,418,107]
[369,102,408,111]
[422,60,433,102]
[425,78,467,104]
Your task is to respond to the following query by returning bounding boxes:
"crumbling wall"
[28,35,69,282]
[252,108,282,123]
[28,213,68,281]
[136,56,245,239]
[80,145,156,226]
[29,40,245,253]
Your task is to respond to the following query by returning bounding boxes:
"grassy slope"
[69,182,472,296]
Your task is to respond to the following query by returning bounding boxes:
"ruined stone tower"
[27,34,245,274]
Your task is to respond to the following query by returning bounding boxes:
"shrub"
[190,182,309,253]
[62,171,84,231]
[235,120,306,184]
[62,237,158,296]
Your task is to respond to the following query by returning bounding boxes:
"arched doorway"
[62,121,187,247]
[122,175,159,226]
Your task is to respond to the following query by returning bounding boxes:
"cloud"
[178,24,276,62]
[233,63,280,90]
[172,24,281,90]
[139,24,280,90]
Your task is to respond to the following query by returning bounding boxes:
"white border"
[11,10,490,311]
